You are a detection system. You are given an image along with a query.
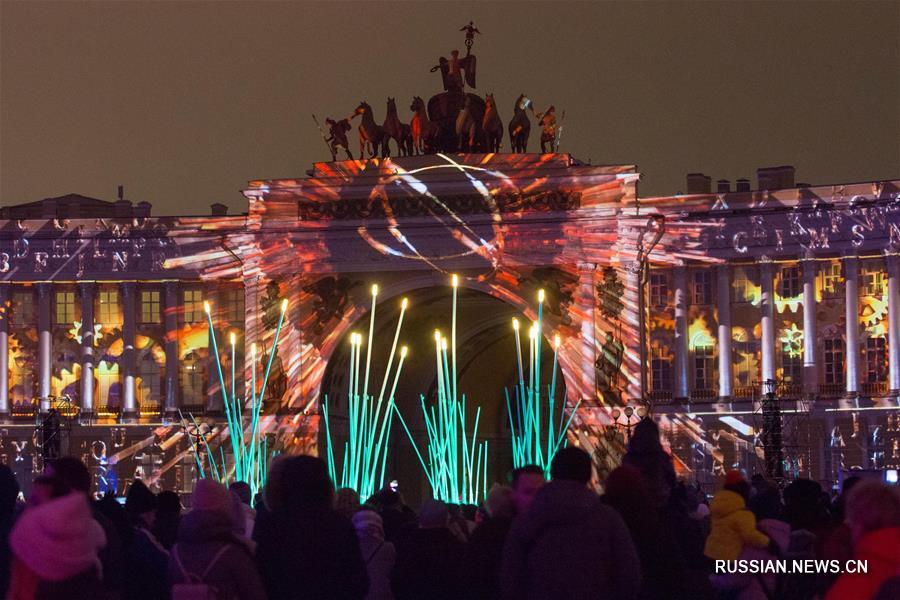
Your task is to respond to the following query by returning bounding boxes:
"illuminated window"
[138,353,162,406]
[824,338,844,385]
[732,268,754,303]
[822,262,843,298]
[10,359,33,407]
[651,347,672,392]
[54,291,76,326]
[780,347,802,384]
[183,290,204,323]
[221,288,245,324]
[861,268,886,297]
[649,273,669,307]
[98,364,121,412]
[180,351,206,407]
[692,271,712,305]
[97,290,121,326]
[140,290,161,324]
[11,291,34,326]
[779,266,801,298]
[693,345,715,390]
[865,337,887,383]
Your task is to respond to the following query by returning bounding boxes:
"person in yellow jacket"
[704,477,771,561]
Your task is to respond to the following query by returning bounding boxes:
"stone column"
[121,282,137,418]
[37,283,52,412]
[888,253,900,396]
[577,263,597,403]
[802,258,818,396]
[79,282,96,415]
[0,284,9,417]
[843,256,860,398]
[760,260,776,388]
[206,289,221,413]
[716,264,733,400]
[164,282,180,417]
[673,266,690,400]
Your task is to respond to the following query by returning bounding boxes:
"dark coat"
[463,516,512,600]
[123,526,169,600]
[166,510,266,600]
[392,527,464,600]
[500,480,641,600]
[255,505,368,600]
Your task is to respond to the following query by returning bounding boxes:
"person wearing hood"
[352,508,395,600]
[704,471,771,562]
[167,479,266,600]
[826,480,900,600]
[732,483,791,600]
[8,491,107,600]
[500,447,641,600]
[622,418,677,509]
[123,479,169,600]
[391,499,464,600]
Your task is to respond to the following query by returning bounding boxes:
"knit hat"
[192,479,233,515]
[125,479,157,516]
[419,499,448,529]
[352,508,385,539]
[10,493,106,581]
[725,470,746,487]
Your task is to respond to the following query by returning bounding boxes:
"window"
[97,290,121,326]
[865,337,887,383]
[54,291,76,326]
[10,359,33,407]
[649,273,669,307]
[221,288,245,324]
[692,271,712,305]
[138,353,162,406]
[183,290,204,323]
[11,291,34,327]
[824,338,844,385]
[140,290,161,324]
[732,267,754,303]
[180,351,206,407]
[781,347,803,384]
[693,345,715,390]
[861,268,886,297]
[779,266,801,298]
[822,262,842,297]
[651,348,672,392]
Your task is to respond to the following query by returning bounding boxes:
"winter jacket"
[500,480,641,600]
[735,518,791,600]
[353,510,395,600]
[392,527,464,600]
[622,420,677,508]
[123,526,169,600]
[826,527,900,600]
[704,490,770,561]
[256,504,368,600]
[463,516,512,600]
[166,509,266,600]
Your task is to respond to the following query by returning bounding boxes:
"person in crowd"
[822,476,864,581]
[44,457,124,593]
[352,508,396,600]
[704,471,771,562]
[8,485,107,599]
[335,487,361,520]
[463,485,516,599]
[825,480,900,600]
[392,499,464,600]
[508,464,545,516]
[26,475,68,508]
[229,482,256,539]
[123,480,169,600]
[369,487,416,544]
[604,464,695,599]
[446,503,473,542]
[255,455,368,600]
[152,490,182,550]
[0,465,21,598]
[167,479,266,600]
[622,417,677,509]
[735,483,791,600]
[501,447,641,600]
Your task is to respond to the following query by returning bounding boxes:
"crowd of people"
[0,417,897,599]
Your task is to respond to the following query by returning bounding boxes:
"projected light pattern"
[183,297,287,497]
[394,275,489,504]
[506,290,580,473]
[322,288,409,499]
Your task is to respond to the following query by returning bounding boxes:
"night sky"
[1,1,897,216]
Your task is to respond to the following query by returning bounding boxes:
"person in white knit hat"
[8,491,107,600]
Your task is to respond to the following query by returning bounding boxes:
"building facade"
[2,158,898,497]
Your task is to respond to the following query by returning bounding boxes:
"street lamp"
[610,404,648,440]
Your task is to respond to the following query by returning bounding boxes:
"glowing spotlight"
[451,274,459,288]
[512,317,519,331]
[554,333,561,350]
[280,298,288,312]
[371,284,379,297]
[401,297,409,309]
[203,301,211,314]
[538,289,545,303]
[400,345,409,358]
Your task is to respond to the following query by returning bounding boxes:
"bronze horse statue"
[382,97,413,157]
[508,94,533,153]
[410,96,439,154]
[455,95,480,152]
[353,101,384,158]
[482,93,503,153]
